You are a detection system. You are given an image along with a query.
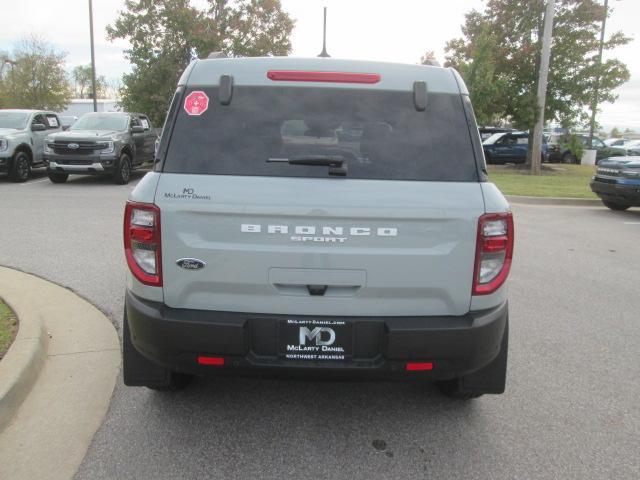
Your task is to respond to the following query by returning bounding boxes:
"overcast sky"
[1,0,638,130]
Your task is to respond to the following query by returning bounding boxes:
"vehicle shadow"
[130,375,484,476]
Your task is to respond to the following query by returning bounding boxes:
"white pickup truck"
[0,109,62,182]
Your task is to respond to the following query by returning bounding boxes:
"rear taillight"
[472,212,514,295]
[124,201,162,286]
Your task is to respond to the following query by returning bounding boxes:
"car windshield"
[483,133,506,145]
[163,86,479,181]
[71,113,128,131]
[0,112,29,129]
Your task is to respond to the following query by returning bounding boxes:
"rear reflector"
[197,356,225,366]
[405,362,434,371]
[267,70,381,84]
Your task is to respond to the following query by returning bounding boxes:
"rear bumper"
[590,178,640,206]
[125,291,508,380]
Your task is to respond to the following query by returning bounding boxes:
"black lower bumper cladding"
[125,291,508,380]
[591,180,640,206]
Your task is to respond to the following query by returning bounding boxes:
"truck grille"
[596,167,621,177]
[51,141,107,155]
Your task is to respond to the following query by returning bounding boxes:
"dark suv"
[44,112,157,184]
[548,134,626,164]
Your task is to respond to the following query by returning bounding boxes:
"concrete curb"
[506,195,602,207]
[0,266,120,480]
[0,295,47,432]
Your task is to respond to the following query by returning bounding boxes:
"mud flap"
[122,308,172,388]
[459,317,509,395]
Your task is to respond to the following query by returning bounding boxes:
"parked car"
[482,131,547,164]
[122,56,513,399]
[0,109,62,182]
[547,134,626,164]
[478,126,516,141]
[621,140,640,156]
[44,112,158,184]
[590,156,640,211]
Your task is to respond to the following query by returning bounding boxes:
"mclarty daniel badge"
[164,187,212,200]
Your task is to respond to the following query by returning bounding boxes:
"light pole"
[588,0,609,148]
[89,0,98,112]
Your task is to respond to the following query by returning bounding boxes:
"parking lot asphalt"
[1,170,639,480]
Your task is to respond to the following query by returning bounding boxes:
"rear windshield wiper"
[267,155,347,176]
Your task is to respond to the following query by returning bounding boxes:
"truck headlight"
[44,141,53,154]
[0,139,7,152]
[98,141,115,154]
[622,169,640,177]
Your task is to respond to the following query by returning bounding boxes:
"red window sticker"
[184,91,209,116]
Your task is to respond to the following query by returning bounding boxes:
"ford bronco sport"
[123,57,513,399]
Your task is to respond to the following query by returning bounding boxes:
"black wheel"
[562,152,577,164]
[437,319,509,400]
[113,153,131,185]
[9,151,31,182]
[122,308,193,391]
[602,200,630,211]
[48,171,69,183]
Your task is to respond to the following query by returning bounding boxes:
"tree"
[420,51,438,65]
[71,65,108,99]
[445,1,630,135]
[610,126,621,138]
[107,0,294,125]
[0,36,71,110]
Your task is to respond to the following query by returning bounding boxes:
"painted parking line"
[623,222,640,225]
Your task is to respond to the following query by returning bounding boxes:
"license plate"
[279,319,353,361]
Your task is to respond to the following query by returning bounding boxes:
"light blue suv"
[121,57,514,399]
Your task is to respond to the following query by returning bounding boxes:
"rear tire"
[113,153,131,185]
[437,318,509,400]
[9,151,30,182]
[122,307,193,391]
[602,200,631,211]
[48,171,69,183]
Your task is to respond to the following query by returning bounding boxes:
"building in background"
[59,99,118,117]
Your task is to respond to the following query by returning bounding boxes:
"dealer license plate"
[279,319,353,361]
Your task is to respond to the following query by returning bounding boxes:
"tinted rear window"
[163,87,478,181]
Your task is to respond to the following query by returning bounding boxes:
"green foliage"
[445,0,631,132]
[71,65,108,99]
[0,36,71,111]
[108,0,295,125]
[562,134,584,160]
[610,126,621,138]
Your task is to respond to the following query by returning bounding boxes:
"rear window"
[163,87,478,181]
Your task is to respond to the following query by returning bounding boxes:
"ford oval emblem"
[68,143,80,149]
[176,258,206,270]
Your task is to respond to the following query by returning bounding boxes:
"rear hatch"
[155,82,484,317]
